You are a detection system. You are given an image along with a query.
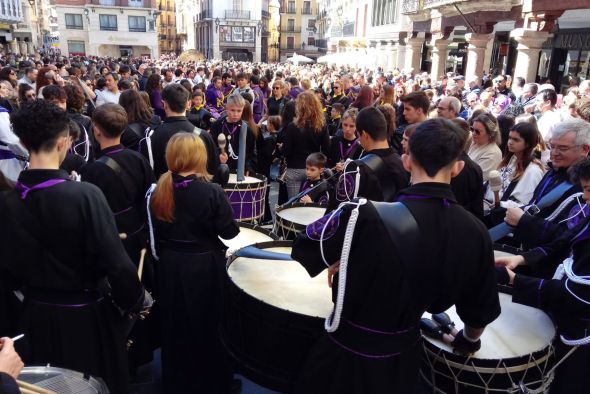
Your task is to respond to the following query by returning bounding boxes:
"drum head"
[227,173,266,185]
[422,293,555,360]
[276,205,326,226]
[228,245,333,318]
[221,223,277,256]
[19,366,108,394]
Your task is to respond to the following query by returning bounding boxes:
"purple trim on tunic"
[537,279,545,309]
[174,179,195,189]
[105,148,124,156]
[346,320,414,336]
[114,206,133,216]
[567,204,590,230]
[339,139,359,161]
[15,179,67,199]
[327,333,402,359]
[531,174,554,205]
[31,297,104,308]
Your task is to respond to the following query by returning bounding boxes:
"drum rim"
[274,203,327,233]
[237,222,279,240]
[226,240,330,319]
[421,339,555,375]
[19,365,108,390]
[224,172,268,189]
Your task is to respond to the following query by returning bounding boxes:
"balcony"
[285,6,296,14]
[301,7,312,14]
[281,26,301,33]
[0,0,24,23]
[198,10,212,19]
[225,10,250,19]
[401,0,421,14]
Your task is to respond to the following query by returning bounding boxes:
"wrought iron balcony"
[281,26,301,33]
[401,0,422,14]
[301,7,312,14]
[225,10,250,19]
[261,10,270,18]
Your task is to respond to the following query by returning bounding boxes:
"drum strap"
[354,154,397,202]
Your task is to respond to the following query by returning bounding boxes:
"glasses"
[272,86,281,90]
[547,142,580,153]
[333,86,341,90]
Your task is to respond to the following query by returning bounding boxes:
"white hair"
[551,118,590,146]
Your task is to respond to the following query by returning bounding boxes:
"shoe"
[432,312,455,335]
[420,318,444,340]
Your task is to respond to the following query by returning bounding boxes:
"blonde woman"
[149,132,239,394]
[468,113,503,182]
[281,91,330,197]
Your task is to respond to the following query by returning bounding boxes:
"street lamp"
[215,17,220,32]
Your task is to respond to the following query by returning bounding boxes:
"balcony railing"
[401,0,421,14]
[0,0,24,23]
[301,7,312,14]
[225,10,250,19]
[424,0,461,7]
[281,26,301,33]
[198,10,212,19]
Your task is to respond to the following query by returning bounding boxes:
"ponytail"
[151,171,175,222]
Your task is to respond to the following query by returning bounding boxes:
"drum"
[223,173,267,223]
[220,222,278,256]
[221,240,332,392]
[18,366,109,394]
[273,203,326,240]
[420,292,556,393]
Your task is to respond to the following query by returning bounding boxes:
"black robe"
[0,169,144,394]
[292,183,500,393]
[327,135,363,168]
[150,174,239,394]
[210,118,256,174]
[451,152,484,221]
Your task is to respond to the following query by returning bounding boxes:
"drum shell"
[274,203,326,240]
[221,240,325,392]
[224,173,267,222]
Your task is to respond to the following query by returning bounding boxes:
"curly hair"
[11,100,70,152]
[294,91,325,132]
[64,84,86,112]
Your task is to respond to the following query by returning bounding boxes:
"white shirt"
[96,89,121,106]
[18,76,36,91]
[538,110,561,142]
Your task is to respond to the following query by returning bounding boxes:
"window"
[287,1,295,13]
[287,36,294,49]
[65,13,83,30]
[308,37,315,46]
[128,0,144,7]
[302,1,311,14]
[308,19,315,28]
[219,26,255,43]
[129,16,146,32]
[287,19,294,31]
[99,14,117,31]
[371,0,397,27]
[68,40,86,55]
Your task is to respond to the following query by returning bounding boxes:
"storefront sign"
[553,31,590,50]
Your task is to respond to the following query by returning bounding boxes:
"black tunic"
[292,183,500,393]
[281,122,331,169]
[151,174,239,394]
[210,118,256,174]
[0,169,144,394]
[451,152,484,221]
[327,135,363,168]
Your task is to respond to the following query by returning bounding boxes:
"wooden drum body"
[273,203,326,240]
[421,292,556,393]
[221,241,332,392]
[223,173,267,223]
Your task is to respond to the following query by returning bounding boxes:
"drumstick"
[137,248,147,281]
[16,380,58,394]
[119,233,127,240]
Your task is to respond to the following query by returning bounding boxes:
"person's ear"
[401,153,412,172]
[450,160,465,178]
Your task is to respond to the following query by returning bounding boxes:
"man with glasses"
[503,83,538,118]
[493,75,516,102]
[329,82,350,108]
[437,96,461,120]
[502,119,590,250]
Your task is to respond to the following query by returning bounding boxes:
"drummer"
[0,337,23,394]
[300,152,330,205]
[326,107,409,211]
[496,156,590,393]
[292,118,500,393]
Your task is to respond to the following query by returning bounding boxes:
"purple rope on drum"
[567,204,590,230]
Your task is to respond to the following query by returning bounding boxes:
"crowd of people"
[0,51,589,393]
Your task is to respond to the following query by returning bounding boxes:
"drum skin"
[420,292,556,393]
[224,173,267,222]
[220,222,277,256]
[221,241,330,392]
[274,203,326,240]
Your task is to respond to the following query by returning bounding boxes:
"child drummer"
[300,153,330,206]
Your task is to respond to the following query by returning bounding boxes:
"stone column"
[430,35,450,79]
[18,41,27,55]
[482,36,495,75]
[404,36,423,73]
[26,41,34,55]
[386,41,395,72]
[9,40,18,54]
[464,33,492,77]
[510,28,552,84]
[395,40,406,71]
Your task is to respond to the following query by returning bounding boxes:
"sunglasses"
[333,86,341,90]
[273,86,281,90]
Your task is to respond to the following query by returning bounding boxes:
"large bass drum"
[420,292,556,393]
[18,366,109,394]
[221,240,332,392]
[273,203,326,240]
[223,173,267,223]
